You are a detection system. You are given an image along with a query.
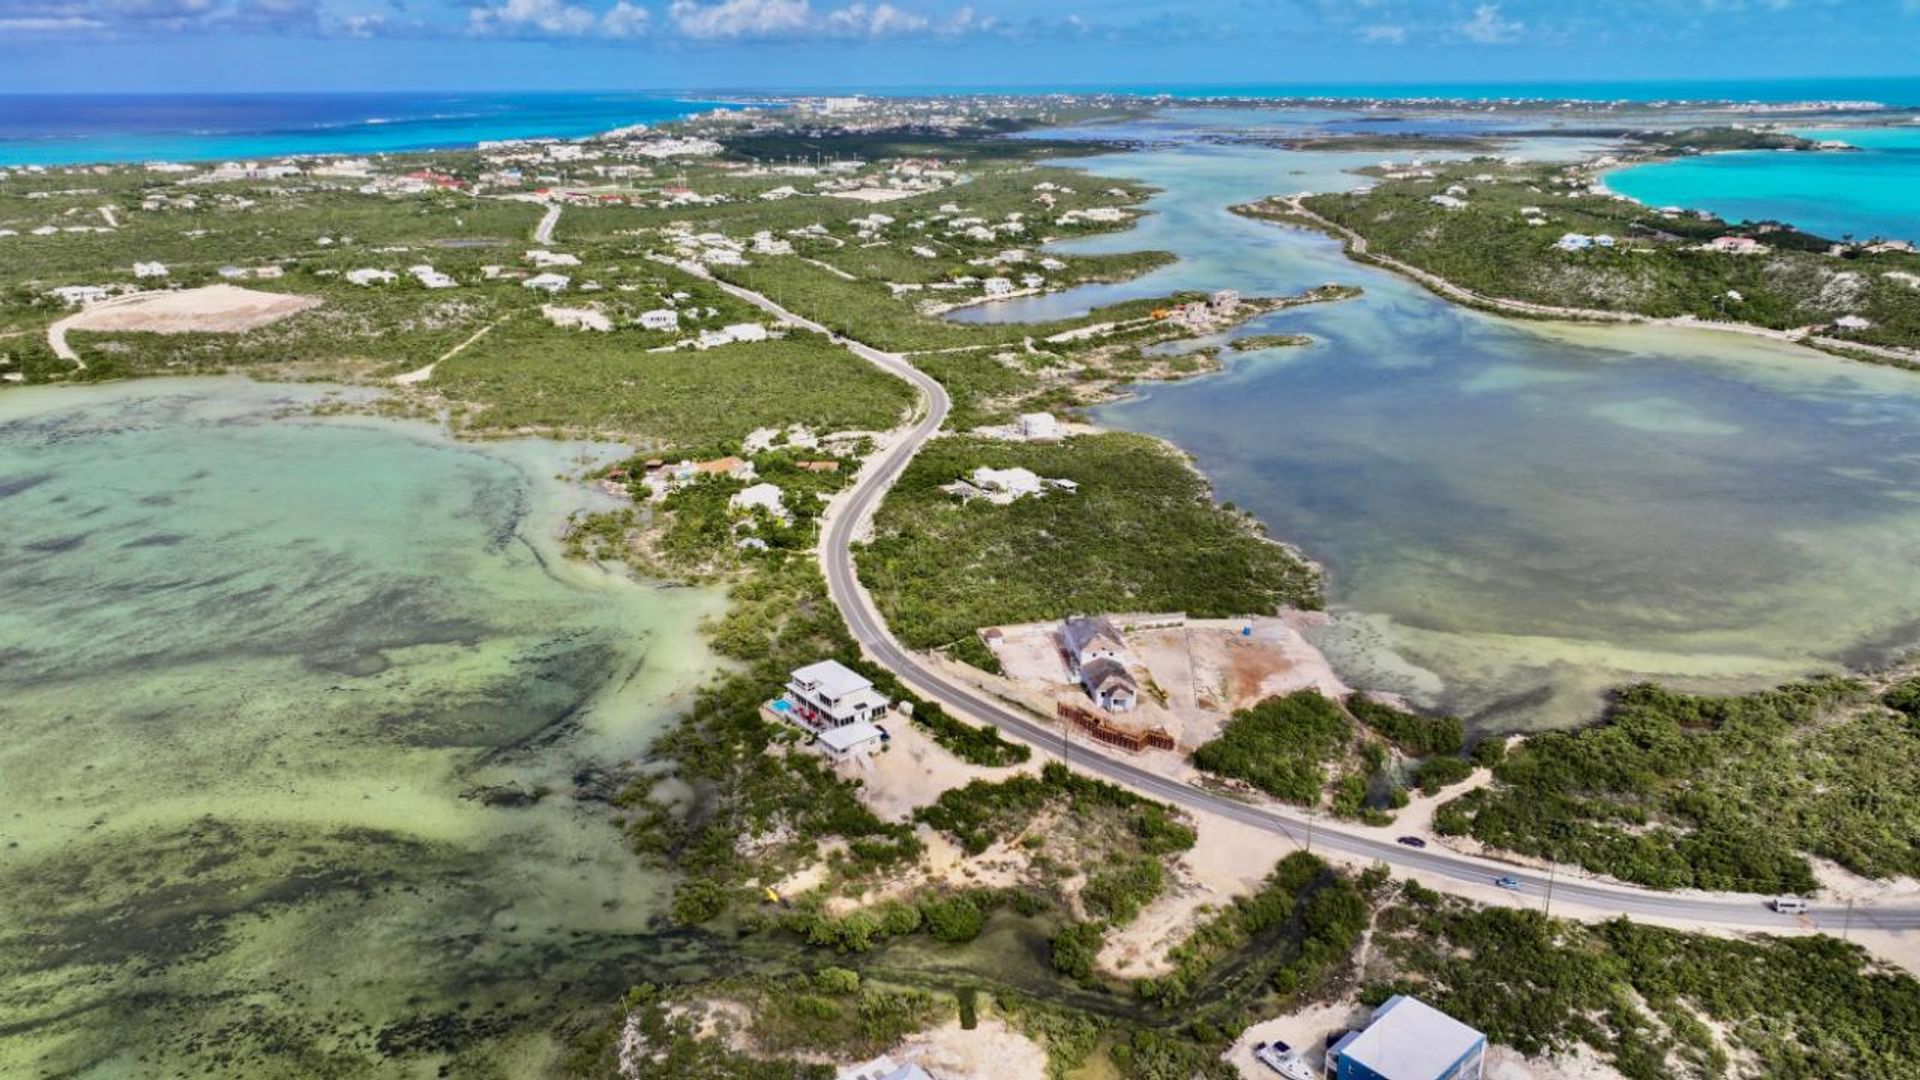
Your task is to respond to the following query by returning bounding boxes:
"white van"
[1771,896,1810,915]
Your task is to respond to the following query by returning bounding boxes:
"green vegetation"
[860,433,1321,650]
[1433,677,1920,892]
[1629,126,1821,153]
[1226,332,1314,352]
[908,703,1029,766]
[707,977,946,1061]
[620,560,923,896]
[1049,921,1106,980]
[776,887,1045,953]
[1346,694,1465,756]
[1370,889,1920,1080]
[1190,691,1353,805]
[1266,154,1920,357]
[595,845,1920,1080]
[437,325,915,445]
[1080,857,1166,925]
[1413,755,1474,794]
[914,762,1196,859]
[564,984,832,1079]
[1883,676,1920,725]
[1138,851,1332,1006]
[941,632,1005,675]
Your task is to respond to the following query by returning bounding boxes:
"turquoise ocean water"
[5,78,1920,167]
[1605,126,1920,243]
[0,91,738,166]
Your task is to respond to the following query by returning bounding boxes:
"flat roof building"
[816,720,885,763]
[785,660,890,728]
[1329,995,1485,1080]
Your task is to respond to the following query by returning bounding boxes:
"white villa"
[50,284,111,306]
[1016,412,1063,441]
[729,482,788,519]
[409,265,457,289]
[970,466,1043,499]
[132,261,169,278]
[639,308,680,332]
[784,660,890,729]
[523,272,570,293]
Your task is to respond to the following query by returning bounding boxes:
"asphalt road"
[712,271,1920,938]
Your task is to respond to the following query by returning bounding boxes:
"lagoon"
[973,130,1920,730]
[1604,126,1920,244]
[0,380,724,1075]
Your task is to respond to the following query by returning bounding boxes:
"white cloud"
[601,0,651,35]
[667,0,982,40]
[0,13,107,29]
[468,0,648,38]
[824,2,925,36]
[667,0,808,38]
[1458,2,1520,42]
[1358,23,1405,43]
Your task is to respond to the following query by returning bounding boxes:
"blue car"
[1494,875,1522,891]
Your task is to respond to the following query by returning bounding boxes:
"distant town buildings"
[1553,233,1615,252]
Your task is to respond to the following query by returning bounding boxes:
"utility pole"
[1844,897,1856,942]
[1305,805,1317,853]
[1544,860,1557,918]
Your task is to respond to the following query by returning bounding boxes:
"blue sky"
[1,0,1917,93]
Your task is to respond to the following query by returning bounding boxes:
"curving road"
[533,202,562,246]
[704,268,1920,938]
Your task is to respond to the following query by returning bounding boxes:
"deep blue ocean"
[4,78,1920,167]
[0,92,741,166]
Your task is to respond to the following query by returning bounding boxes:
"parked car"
[1253,1042,1314,1080]
[1396,835,1427,848]
[1494,875,1522,891]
